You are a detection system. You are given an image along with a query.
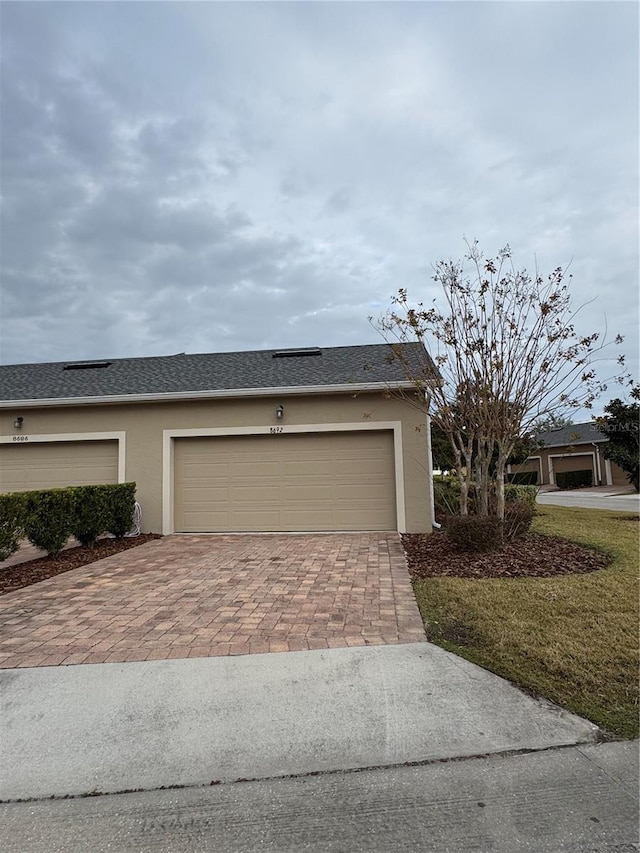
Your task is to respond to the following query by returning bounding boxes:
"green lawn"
[412,505,640,738]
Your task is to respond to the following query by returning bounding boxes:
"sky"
[1,1,638,411]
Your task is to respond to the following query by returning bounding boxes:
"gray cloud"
[1,1,637,406]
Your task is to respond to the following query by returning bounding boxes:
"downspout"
[604,457,613,486]
[592,443,602,485]
[425,404,441,529]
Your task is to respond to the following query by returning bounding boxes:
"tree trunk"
[452,433,473,516]
[451,444,467,516]
[462,445,474,516]
[475,438,491,516]
[495,452,508,521]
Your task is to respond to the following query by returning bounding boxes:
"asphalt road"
[2,741,638,853]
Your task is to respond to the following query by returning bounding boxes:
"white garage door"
[0,440,119,493]
[174,431,396,532]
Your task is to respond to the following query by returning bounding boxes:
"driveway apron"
[0,533,426,668]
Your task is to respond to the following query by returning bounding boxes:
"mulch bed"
[402,530,612,579]
[0,525,619,594]
[0,534,162,596]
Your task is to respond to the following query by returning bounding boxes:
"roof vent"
[272,348,322,359]
[63,361,112,371]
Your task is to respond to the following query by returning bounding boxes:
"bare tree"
[376,240,629,520]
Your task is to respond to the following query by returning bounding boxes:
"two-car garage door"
[0,432,398,532]
[0,440,119,493]
[174,431,396,532]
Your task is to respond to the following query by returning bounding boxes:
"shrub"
[503,501,536,541]
[71,485,111,548]
[23,488,74,556]
[105,482,136,538]
[446,515,503,552]
[508,470,538,485]
[504,484,538,507]
[556,469,593,490]
[0,492,27,561]
[433,476,461,515]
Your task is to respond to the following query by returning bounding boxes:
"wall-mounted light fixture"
[276,405,284,420]
[14,416,24,430]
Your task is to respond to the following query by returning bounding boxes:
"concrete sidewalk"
[0,642,599,801]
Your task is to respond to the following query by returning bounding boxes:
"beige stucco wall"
[609,461,630,486]
[0,392,431,533]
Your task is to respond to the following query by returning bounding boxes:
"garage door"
[551,453,595,484]
[0,440,119,493]
[174,431,396,532]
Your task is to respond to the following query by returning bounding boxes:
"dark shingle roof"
[535,422,609,447]
[0,343,436,404]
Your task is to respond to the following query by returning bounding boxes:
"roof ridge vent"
[63,361,113,371]
[272,347,322,359]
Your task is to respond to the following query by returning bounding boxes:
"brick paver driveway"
[0,534,426,668]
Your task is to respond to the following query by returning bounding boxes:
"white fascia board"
[538,438,608,449]
[0,382,416,410]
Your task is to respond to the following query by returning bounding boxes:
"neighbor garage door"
[174,431,396,532]
[0,440,119,493]
[551,453,595,485]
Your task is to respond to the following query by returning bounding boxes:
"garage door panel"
[231,510,282,529]
[343,459,390,476]
[184,465,230,479]
[282,484,335,501]
[231,485,279,502]
[333,484,389,501]
[277,510,335,528]
[183,487,229,502]
[282,460,334,478]
[187,511,233,528]
[227,469,275,484]
[174,432,396,532]
[0,441,119,493]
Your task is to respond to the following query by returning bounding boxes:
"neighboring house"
[0,343,438,534]
[509,422,629,487]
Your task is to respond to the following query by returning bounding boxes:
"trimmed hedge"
[24,488,75,556]
[447,515,503,552]
[105,482,136,539]
[71,485,111,548]
[0,492,27,561]
[556,469,593,490]
[0,482,137,558]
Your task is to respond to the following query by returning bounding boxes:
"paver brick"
[0,533,425,668]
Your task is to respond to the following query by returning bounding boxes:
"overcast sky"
[1,1,638,406]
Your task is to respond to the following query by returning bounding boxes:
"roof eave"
[538,438,608,448]
[0,381,420,410]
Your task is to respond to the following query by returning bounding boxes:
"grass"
[412,505,639,739]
